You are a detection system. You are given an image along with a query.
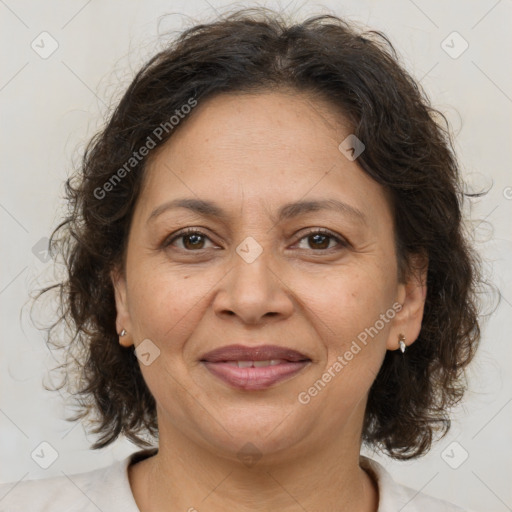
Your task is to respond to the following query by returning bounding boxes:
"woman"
[0,8,481,511]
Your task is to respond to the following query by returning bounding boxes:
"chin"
[190,411,307,464]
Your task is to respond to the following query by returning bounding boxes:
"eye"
[294,229,347,251]
[163,228,348,253]
[164,228,217,251]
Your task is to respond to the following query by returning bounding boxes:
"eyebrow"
[147,197,367,225]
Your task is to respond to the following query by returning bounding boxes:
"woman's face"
[112,90,426,463]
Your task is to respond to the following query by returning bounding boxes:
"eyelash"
[163,227,348,252]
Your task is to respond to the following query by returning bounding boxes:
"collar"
[111,449,463,511]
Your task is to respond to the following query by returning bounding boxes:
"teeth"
[253,360,271,367]
[224,360,286,368]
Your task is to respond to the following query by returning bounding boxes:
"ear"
[111,266,134,347]
[386,253,428,351]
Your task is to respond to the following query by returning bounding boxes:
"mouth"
[200,344,311,391]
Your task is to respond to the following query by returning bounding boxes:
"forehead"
[136,90,392,225]
[166,89,350,156]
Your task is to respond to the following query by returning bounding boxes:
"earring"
[398,333,406,353]
[119,329,127,337]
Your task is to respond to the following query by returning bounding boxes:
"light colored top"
[0,448,472,511]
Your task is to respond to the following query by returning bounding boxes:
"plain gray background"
[1,1,511,510]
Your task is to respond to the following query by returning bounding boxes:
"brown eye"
[164,229,215,251]
[295,230,347,251]
[307,233,330,249]
[182,233,206,250]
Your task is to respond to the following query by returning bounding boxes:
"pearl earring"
[398,333,406,353]
[119,329,127,337]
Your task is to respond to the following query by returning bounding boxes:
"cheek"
[295,270,395,414]
[302,264,396,331]
[299,263,397,379]
[126,263,207,343]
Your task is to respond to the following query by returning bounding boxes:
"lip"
[200,344,311,391]
[200,344,310,363]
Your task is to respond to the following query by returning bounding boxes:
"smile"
[200,344,312,390]
[225,359,285,367]
[202,360,310,390]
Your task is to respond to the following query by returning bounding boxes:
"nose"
[213,246,294,325]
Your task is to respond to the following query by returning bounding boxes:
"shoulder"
[360,456,476,512]
[0,468,106,512]
[0,449,156,512]
[394,482,471,512]
[0,470,95,512]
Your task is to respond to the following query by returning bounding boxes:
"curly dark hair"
[38,7,482,459]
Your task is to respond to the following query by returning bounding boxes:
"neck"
[129,422,379,511]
